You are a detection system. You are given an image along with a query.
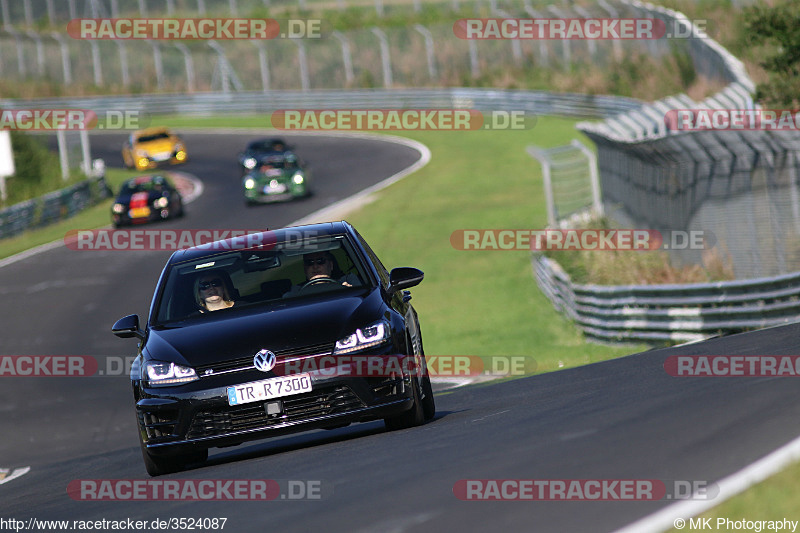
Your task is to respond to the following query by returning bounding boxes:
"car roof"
[167,221,352,265]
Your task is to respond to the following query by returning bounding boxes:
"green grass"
[668,459,800,532]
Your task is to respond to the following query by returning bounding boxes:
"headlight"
[144,361,198,387]
[154,197,169,209]
[112,203,125,214]
[334,321,390,354]
[244,178,255,189]
[243,157,257,169]
[292,173,304,184]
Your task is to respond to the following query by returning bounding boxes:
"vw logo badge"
[253,349,277,373]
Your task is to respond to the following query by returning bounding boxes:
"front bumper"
[136,351,419,453]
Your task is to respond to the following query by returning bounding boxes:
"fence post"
[527,146,558,228]
[413,24,437,80]
[80,129,92,177]
[89,40,103,85]
[468,39,479,78]
[57,130,69,181]
[150,40,164,91]
[116,40,130,87]
[547,5,571,70]
[46,0,56,24]
[26,31,45,76]
[524,3,549,67]
[175,43,195,93]
[371,27,393,88]
[23,0,33,27]
[52,32,73,85]
[137,0,147,17]
[254,42,270,92]
[332,31,354,85]
[598,0,623,62]
[571,140,603,218]
[293,40,310,91]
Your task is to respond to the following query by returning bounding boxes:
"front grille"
[186,385,364,439]
[196,343,333,376]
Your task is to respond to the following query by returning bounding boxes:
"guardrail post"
[371,27,393,88]
[332,31,354,85]
[413,24,437,80]
[150,40,164,91]
[80,130,92,177]
[57,130,70,181]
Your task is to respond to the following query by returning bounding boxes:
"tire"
[421,375,436,421]
[384,375,426,431]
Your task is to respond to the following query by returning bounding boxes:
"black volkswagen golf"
[112,221,434,476]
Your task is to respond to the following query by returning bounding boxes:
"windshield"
[137,132,171,143]
[119,176,168,195]
[154,235,369,324]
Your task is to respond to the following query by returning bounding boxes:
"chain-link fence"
[0,0,701,93]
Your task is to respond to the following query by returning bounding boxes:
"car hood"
[145,289,384,367]
[136,139,177,153]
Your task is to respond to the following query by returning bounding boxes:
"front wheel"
[139,433,208,477]
[384,376,426,431]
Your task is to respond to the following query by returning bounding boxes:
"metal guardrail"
[0,174,111,239]
[534,254,800,344]
[0,88,643,120]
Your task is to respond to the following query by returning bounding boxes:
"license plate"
[129,207,151,218]
[264,184,287,194]
[227,373,312,406]
[152,152,171,161]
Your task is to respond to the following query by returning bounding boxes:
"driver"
[284,251,358,296]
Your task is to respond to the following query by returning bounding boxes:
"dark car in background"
[111,174,184,228]
[237,138,290,172]
[112,221,434,476]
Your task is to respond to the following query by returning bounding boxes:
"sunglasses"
[199,279,223,290]
[304,258,328,266]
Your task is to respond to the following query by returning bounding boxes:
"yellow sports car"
[122,127,187,170]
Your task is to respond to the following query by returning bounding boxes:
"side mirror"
[388,267,424,294]
[112,314,145,341]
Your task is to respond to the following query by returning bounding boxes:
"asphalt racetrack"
[1,132,799,532]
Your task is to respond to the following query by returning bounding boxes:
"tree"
[744,1,800,108]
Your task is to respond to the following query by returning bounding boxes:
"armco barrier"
[534,254,800,344]
[0,175,111,239]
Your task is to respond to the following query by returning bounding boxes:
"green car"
[243,152,310,205]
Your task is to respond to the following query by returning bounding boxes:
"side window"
[355,230,389,287]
